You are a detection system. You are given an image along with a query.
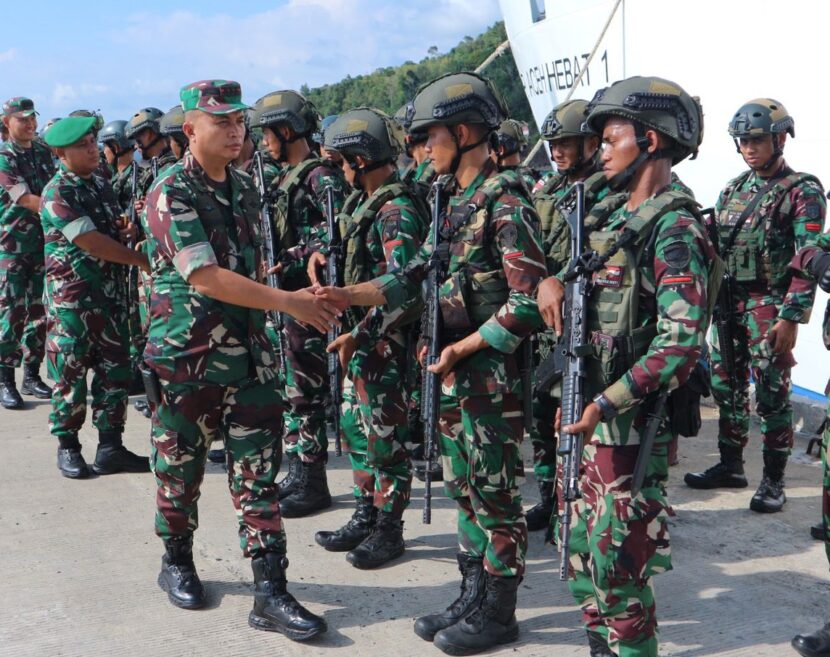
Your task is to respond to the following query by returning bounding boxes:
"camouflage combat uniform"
[142,150,285,555]
[711,163,825,456]
[0,138,55,369]
[374,159,545,578]
[39,165,130,442]
[562,190,716,657]
[267,156,346,463]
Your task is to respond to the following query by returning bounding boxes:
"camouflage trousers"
[711,303,795,454]
[821,399,830,565]
[150,375,286,557]
[341,338,412,517]
[127,267,151,371]
[530,391,559,482]
[565,440,672,657]
[0,252,46,368]
[440,391,527,578]
[45,307,130,441]
[282,314,327,463]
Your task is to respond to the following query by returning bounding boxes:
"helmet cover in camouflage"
[406,71,507,133]
[69,109,104,132]
[541,99,594,141]
[2,97,37,117]
[98,120,133,149]
[496,118,529,154]
[728,98,794,138]
[125,107,164,139]
[179,80,248,115]
[324,107,403,163]
[159,105,186,137]
[250,90,320,135]
[585,76,703,163]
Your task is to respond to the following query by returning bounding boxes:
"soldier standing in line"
[317,71,545,655]
[250,90,348,518]
[99,120,136,212]
[310,108,429,568]
[40,116,151,479]
[0,97,55,409]
[685,99,826,513]
[143,80,340,639]
[159,105,189,161]
[493,118,538,190]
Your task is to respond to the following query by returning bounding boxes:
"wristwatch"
[592,393,618,421]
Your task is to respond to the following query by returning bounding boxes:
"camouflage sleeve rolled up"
[603,211,713,413]
[778,181,826,322]
[144,176,219,281]
[40,181,98,243]
[0,148,30,202]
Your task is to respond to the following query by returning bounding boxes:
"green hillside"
[301,22,537,138]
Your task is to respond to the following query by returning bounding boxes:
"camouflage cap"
[728,98,794,138]
[2,97,37,117]
[44,116,97,148]
[180,80,249,115]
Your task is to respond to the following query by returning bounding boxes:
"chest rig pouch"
[271,157,324,253]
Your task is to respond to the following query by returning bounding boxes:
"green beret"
[44,116,97,148]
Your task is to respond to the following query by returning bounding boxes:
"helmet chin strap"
[273,128,307,163]
[448,125,490,177]
[139,133,163,158]
[607,123,673,191]
[735,135,783,173]
[350,158,388,191]
[561,139,601,178]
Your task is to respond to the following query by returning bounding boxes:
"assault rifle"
[254,151,288,381]
[556,181,588,581]
[324,185,343,457]
[422,181,446,525]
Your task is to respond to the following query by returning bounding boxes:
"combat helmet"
[728,98,793,168]
[325,108,403,164]
[251,90,320,135]
[159,105,186,137]
[125,107,164,139]
[585,75,703,188]
[495,119,529,156]
[541,99,599,175]
[98,120,133,151]
[313,114,338,146]
[395,103,427,151]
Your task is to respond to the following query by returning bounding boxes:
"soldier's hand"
[134,199,146,215]
[562,402,602,440]
[137,255,152,275]
[284,288,341,334]
[427,342,461,377]
[538,276,565,334]
[119,221,138,244]
[314,285,351,311]
[554,407,562,432]
[768,319,798,355]
[266,261,283,276]
[418,345,427,367]
[327,333,357,372]
[307,252,326,286]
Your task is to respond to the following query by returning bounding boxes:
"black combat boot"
[750,450,787,513]
[92,430,150,474]
[20,362,51,399]
[793,622,830,657]
[279,460,332,517]
[57,442,90,479]
[0,365,23,410]
[433,573,520,655]
[277,452,302,501]
[248,553,327,641]
[345,511,404,569]
[133,397,152,419]
[683,444,748,489]
[315,496,376,551]
[525,480,554,532]
[158,535,206,609]
[587,629,618,657]
[812,523,826,541]
[414,554,485,642]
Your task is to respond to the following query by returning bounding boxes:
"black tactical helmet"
[406,71,507,133]
[585,75,703,164]
[98,120,133,150]
[728,98,794,138]
[125,107,164,139]
[541,99,595,141]
[324,108,403,163]
[69,109,105,133]
[251,90,320,136]
[495,119,529,156]
[160,105,186,137]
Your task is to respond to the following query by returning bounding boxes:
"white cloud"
[0,48,16,63]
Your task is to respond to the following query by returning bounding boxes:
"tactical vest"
[583,190,723,389]
[718,170,821,284]
[272,156,325,252]
[439,169,531,331]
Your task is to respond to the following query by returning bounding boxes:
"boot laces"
[755,475,783,498]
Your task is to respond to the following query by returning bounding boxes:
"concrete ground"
[1,396,828,657]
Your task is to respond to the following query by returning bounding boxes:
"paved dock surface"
[1,398,827,657]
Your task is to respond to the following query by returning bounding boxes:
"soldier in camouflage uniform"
[789,237,830,657]
[143,80,339,639]
[493,118,538,190]
[685,99,826,513]
[318,72,545,655]
[250,90,348,518]
[68,110,110,181]
[159,105,188,161]
[0,97,55,409]
[99,120,136,217]
[537,76,713,657]
[39,116,151,479]
[311,108,429,568]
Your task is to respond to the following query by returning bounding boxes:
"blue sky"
[1,0,501,125]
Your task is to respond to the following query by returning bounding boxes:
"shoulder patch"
[663,239,692,270]
[806,203,823,220]
[498,223,519,249]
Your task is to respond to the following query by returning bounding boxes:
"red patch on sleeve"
[662,275,694,285]
[385,239,403,247]
[806,223,822,232]
[504,251,525,260]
